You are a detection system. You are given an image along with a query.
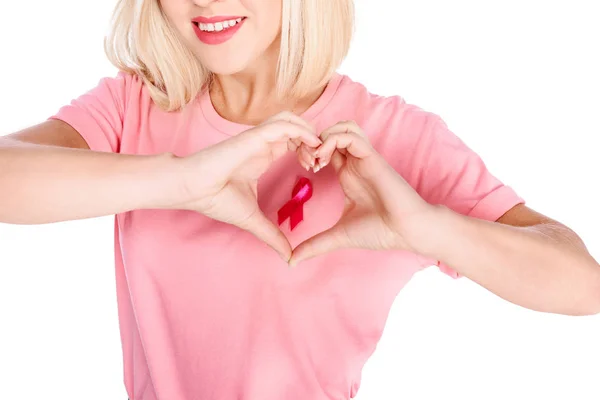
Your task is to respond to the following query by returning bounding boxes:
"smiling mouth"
[193,17,246,33]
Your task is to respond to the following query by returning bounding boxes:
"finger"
[288,224,349,267]
[315,132,373,168]
[328,151,345,173]
[319,120,365,140]
[262,121,322,148]
[268,111,320,148]
[319,121,364,158]
[233,121,320,163]
[297,144,316,169]
[287,140,299,152]
[241,210,292,262]
[295,146,312,171]
[298,158,311,171]
[268,111,316,134]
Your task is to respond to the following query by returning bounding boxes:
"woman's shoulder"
[69,70,149,120]
[332,73,441,138]
[96,70,146,100]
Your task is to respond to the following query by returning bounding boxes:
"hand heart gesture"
[290,121,433,266]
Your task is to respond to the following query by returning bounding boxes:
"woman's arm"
[2,112,321,259]
[0,120,184,224]
[289,121,600,316]
[413,203,600,316]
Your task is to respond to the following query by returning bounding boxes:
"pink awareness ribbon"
[277,177,313,230]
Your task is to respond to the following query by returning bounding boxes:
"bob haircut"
[104,0,355,111]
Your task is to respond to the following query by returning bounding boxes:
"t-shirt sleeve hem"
[417,185,525,279]
[467,184,525,221]
[49,107,114,153]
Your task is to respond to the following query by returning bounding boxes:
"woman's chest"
[116,152,420,288]
[116,155,422,389]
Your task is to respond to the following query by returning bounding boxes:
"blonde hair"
[104,0,355,111]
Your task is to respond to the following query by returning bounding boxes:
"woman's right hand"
[172,112,321,261]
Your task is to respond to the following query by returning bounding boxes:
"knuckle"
[319,130,331,140]
[278,110,295,121]
[266,111,291,124]
[275,110,291,117]
[344,120,363,134]
[270,121,291,133]
[329,132,346,142]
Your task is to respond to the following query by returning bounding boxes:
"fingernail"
[310,158,315,167]
[319,160,328,169]
[313,165,320,173]
[304,164,310,171]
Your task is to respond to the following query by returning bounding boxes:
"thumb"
[329,150,345,173]
[241,210,292,262]
[289,224,348,267]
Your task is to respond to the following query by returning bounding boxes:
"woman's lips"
[191,16,246,45]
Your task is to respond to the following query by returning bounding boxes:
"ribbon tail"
[277,200,297,226]
[290,207,303,230]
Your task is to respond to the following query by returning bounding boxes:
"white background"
[1,1,599,399]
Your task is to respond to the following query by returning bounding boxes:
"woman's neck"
[209,65,325,126]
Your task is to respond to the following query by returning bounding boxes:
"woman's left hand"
[289,121,435,266]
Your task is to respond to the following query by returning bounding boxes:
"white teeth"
[198,18,243,32]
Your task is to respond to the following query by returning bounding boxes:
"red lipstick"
[191,16,246,45]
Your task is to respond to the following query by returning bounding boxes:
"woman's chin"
[199,55,255,77]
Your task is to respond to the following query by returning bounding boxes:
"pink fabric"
[50,72,524,400]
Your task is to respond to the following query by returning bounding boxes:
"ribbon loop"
[277,177,313,230]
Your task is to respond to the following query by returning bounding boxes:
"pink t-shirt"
[51,72,524,400]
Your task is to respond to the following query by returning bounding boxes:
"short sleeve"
[397,113,525,278]
[49,72,129,153]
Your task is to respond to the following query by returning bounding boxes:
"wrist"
[138,152,193,210]
[401,204,460,258]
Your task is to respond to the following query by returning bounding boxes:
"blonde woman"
[1,1,598,399]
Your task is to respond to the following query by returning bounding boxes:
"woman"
[1,0,598,399]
